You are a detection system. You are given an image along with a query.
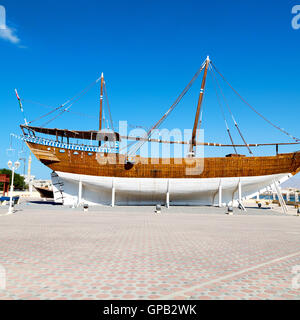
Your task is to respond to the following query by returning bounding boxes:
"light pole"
[7,160,20,214]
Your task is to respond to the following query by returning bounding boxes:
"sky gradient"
[0,0,300,180]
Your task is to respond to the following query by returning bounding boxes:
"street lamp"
[7,160,20,214]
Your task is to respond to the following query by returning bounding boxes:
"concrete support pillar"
[218,181,222,207]
[256,192,260,201]
[166,179,170,209]
[238,180,242,203]
[111,178,115,207]
[286,192,290,202]
[78,180,82,206]
[295,192,299,203]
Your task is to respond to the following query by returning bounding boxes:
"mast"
[189,56,210,155]
[99,72,104,131]
[99,73,104,146]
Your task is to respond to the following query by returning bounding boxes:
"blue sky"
[0,0,300,179]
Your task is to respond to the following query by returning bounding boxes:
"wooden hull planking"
[27,142,300,179]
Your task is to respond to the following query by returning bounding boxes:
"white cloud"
[0,25,20,44]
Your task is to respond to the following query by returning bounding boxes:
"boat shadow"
[28,200,62,206]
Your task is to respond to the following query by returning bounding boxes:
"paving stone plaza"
[0,202,299,300]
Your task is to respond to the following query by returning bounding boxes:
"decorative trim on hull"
[51,171,291,207]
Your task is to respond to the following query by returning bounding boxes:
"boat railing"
[13,134,119,153]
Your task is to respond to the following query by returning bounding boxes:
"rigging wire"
[208,64,238,154]
[24,99,98,120]
[125,60,207,156]
[103,81,114,132]
[25,96,148,131]
[23,99,54,110]
[27,76,101,125]
[65,76,101,107]
[209,63,253,155]
[211,61,300,142]
[28,102,68,125]
[41,105,72,128]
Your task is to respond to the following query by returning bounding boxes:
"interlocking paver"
[0,202,299,300]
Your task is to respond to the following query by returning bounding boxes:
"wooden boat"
[33,185,54,199]
[18,57,300,206]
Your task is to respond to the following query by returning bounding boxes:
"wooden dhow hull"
[27,142,300,206]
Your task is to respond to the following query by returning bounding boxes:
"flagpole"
[15,89,28,125]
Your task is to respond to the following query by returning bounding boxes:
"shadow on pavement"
[28,201,62,206]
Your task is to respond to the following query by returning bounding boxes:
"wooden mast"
[189,56,210,155]
[99,72,104,131]
[99,73,104,146]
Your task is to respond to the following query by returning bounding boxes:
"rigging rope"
[211,62,300,143]
[104,81,114,132]
[210,63,253,155]
[28,103,66,125]
[66,76,101,107]
[41,105,72,128]
[209,64,237,154]
[26,97,148,132]
[126,60,207,156]
[23,99,98,122]
[27,77,101,126]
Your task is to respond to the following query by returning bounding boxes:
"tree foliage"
[0,169,26,190]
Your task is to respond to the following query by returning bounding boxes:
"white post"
[28,179,33,194]
[8,167,15,214]
[28,152,32,195]
[166,179,170,209]
[218,181,222,207]
[238,180,242,203]
[78,179,82,206]
[111,178,115,207]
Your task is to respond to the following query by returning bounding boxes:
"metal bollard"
[155,204,161,214]
[227,206,233,215]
